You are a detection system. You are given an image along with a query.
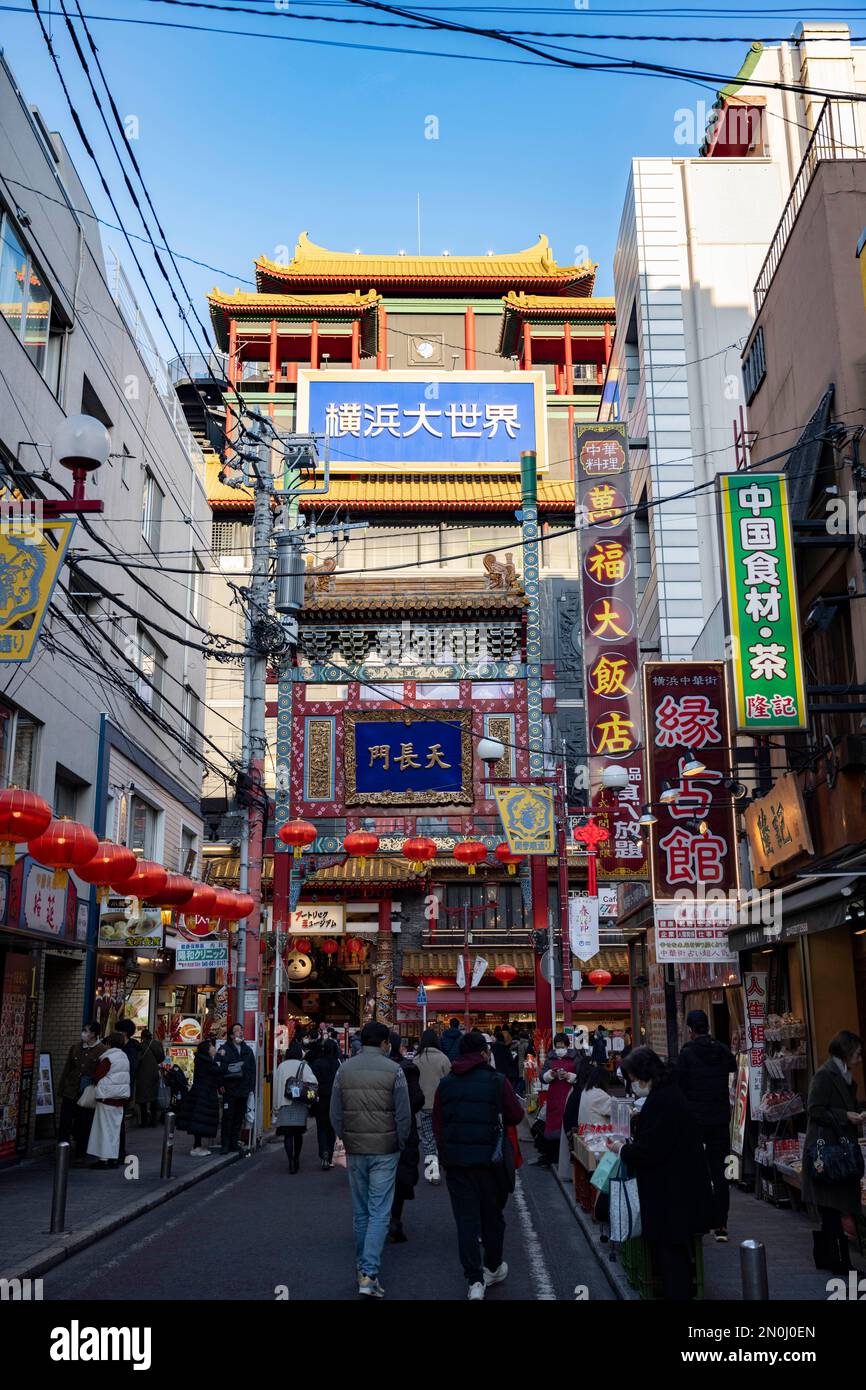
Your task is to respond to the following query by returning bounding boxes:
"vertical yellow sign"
[0,517,76,662]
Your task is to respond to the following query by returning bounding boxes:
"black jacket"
[311,1053,341,1103]
[439,1026,463,1063]
[178,1057,223,1139]
[392,1051,425,1198]
[433,1054,523,1168]
[621,1082,715,1244]
[491,1041,519,1081]
[802,1060,864,1215]
[676,1034,737,1127]
[218,1040,256,1097]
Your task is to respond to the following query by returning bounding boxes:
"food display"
[757,1089,804,1122]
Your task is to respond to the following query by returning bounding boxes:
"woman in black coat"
[610,1047,714,1300]
[388,1032,425,1243]
[179,1040,223,1154]
[802,1030,866,1274]
[310,1038,341,1169]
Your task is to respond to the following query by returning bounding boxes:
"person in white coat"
[558,1066,612,1179]
[86,1031,131,1169]
[273,1040,319,1173]
[414,1028,451,1183]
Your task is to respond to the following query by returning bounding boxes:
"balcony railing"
[168,351,229,386]
[754,99,866,309]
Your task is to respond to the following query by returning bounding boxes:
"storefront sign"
[731,1056,749,1156]
[0,951,33,1158]
[742,970,768,1114]
[645,930,669,1059]
[297,369,547,474]
[599,885,618,920]
[0,517,76,662]
[568,893,600,962]
[574,424,647,879]
[24,865,66,936]
[290,902,345,936]
[653,901,739,964]
[718,473,807,731]
[35,1053,54,1116]
[744,773,813,885]
[97,894,164,950]
[175,940,229,971]
[494,786,555,855]
[643,663,739,899]
[344,709,473,807]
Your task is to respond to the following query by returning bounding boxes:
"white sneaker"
[468,1282,486,1300]
[425,1156,441,1184]
[358,1274,385,1299]
[483,1262,508,1287]
[190,1147,210,1156]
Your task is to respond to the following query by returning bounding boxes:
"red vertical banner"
[575,424,646,879]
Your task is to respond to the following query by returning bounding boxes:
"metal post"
[740,1239,769,1299]
[160,1110,176,1179]
[50,1141,71,1233]
[559,736,573,1029]
[463,902,471,1030]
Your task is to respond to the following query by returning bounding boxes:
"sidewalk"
[0,1120,242,1283]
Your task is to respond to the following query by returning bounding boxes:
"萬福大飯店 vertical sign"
[718,473,807,730]
[574,423,646,879]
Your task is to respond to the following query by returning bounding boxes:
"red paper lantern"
[28,818,98,889]
[292,937,312,955]
[493,963,518,989]
[0,788,52,864]
[494,842,523,876]
[402,836,437,873]
[587,968,612,993]
[345,936,364,956]
[73,841,137,901]
[454,840,488,876]
[142,873,196,908]
[232,892,255,920]
[343,830,379,864]
[211,887,241,919]
[120,859,168,900]
[278,819,317,858]
[320,938,339,955]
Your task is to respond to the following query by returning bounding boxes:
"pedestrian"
[803,1029,866,1275]
[113,1018,141,1160]
[591,1025,609,1067]
[512,1029,531,1097]
[432,1030,524,1300]
[86,1031,131,1169]
[166,1062,189,1111]
[217,1022,256,1154]
[329,1020,411,1298]
[559,1064,613,1180]
[310,1037,342,1168]
[387,1031,425,1243]
[349,1029,363,1057]
[675,1008,738,1242]
[414,1027,451,1184]
[491,1027,520,1087]
[439,1016,464,1063]
[533,1033,578,1166]
[179,1039,223,1155]
[608,1047,714,1301]
[57,1021,105,1164]
[273,1040,319,1173]
[134,1029,166,1128]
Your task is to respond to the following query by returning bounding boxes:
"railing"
[168,351,229,386]
[754,99,866,309]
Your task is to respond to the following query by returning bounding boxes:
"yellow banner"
[0,517,76,662]
[493,786,555,855]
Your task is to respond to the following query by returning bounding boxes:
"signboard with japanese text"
[643,662,739,901]
[744,773,814,887]
[494,786,555,856]
[24,865,66,936]
[344,709,473,807]
[97,894,164,950]
[574,424,647,879]
[653,901,739,965]
[568,893,600,962]
[297,370,548,474]
[175,939,229,971]
[290,902,345,936]
[0,517,76,663]
[743,971,768,1113]
[718,473,807,730]
[731,1056,749,1156]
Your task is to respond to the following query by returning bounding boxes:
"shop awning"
[395,986,630,1015]
[728,872,855,951]
[400,946,628,979]
[785,385,834,523]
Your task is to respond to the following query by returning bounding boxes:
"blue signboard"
[296,370,547,473]
[344,710,473,807]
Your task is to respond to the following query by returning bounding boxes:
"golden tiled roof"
[208,288,380,350]
[402,949,536,977]
[306,859,421,885]
[499,292,616,356]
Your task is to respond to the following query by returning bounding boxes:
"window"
[415,682,460,701]
[189,554,205,621]
[182,684,201,752]
[471,682,514,701]
[135,627,165,718]
[128,794,162,859]
[142,470,164,550]
[180,826,198,875]
[54,769,84,819]
[359,683,403,702]
[303,684,347,702]
[6,711,39,789]
[0,208,64,392]
[81,374,112,429]
[743,328,766,404]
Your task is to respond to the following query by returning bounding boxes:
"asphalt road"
[44,1132,617,1303]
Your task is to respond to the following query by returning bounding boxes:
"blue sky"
[1,3,859,356]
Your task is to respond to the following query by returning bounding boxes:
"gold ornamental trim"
[343,708,474,808]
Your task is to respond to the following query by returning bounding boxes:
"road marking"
[512,1171,557,1300]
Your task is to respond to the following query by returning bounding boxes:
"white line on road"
[512,1172,557,1300]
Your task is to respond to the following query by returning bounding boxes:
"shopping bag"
[590,1149,620,1195]
[156,1077,170,1112]
[244,1092,255,1127]
[333,1137,347,1169]
[609,1163,642,1242]
[77,1085,97,1110]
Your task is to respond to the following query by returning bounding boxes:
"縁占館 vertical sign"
[574,423,646,879]
[718,473,807,731]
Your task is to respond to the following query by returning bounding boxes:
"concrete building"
[0,53,211,1158]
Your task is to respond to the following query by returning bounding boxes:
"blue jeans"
[346,1152,400,1277]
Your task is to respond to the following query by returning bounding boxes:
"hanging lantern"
[232,892,255,920]
[587,968,612,993]
[343,830,379,865]
[320,938,339,956]
[292,936,312,955]
[142,873,196,909]
[180,881,219,936]
[493,963,518,989]
[278,819,317,859]
[28,818,98,889]
[401,836,437,873]
[345,936,364,957]
[494,842,523,876]
[0,788,52,865]
[454,840,488,876]
[72,841,137,902]
[210,887,240,919]
[120,859,168,901]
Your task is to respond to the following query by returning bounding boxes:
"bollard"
[160,1110,176,1180]
[50,1141,71,1234]
[740,1238,769,1299]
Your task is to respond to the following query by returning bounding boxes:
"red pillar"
[351,319,360,368]
[563,322,573,394]
[377,305,388,369]
[310,320,319,370]
[227,318,237,447]
[522,322,532,369]
[464,306,476,368]
[604,321,612,364]
[273,850,290,937]
[531,855,553,1034]
[269,318,278,386]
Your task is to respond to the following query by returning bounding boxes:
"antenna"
[417,193,422,255]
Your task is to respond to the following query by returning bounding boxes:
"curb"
[0,1149,245,1284]
[551,1165,638,1301]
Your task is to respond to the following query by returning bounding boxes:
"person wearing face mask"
[58,1021,106,1164]
[802,1029,866,1276]
[217,1022,256,1154]
[607,1046,714,1300]
[534,1034,578,1167]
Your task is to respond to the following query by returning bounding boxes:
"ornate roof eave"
[208,287,381,350]
[498,292,616,355]
[301,592,528,617]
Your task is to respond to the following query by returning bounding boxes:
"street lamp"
[478,736,506,764]
[601,764,629,792]
[48,413,108,514]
